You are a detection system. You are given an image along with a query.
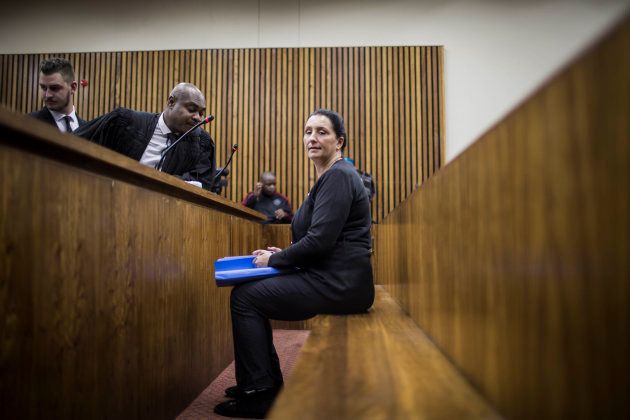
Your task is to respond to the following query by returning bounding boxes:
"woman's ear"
[337,136,345,150]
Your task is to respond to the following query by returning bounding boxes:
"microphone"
[212,144,238,184]
[155,115,214,171]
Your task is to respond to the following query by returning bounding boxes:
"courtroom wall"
[0,46,444,222]
[0,0,628,161]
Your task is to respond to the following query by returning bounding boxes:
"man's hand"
[253,182,263,197]
[274,209,287,220]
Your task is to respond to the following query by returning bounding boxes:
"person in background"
[29,57,86,133]
[75,83,215,189]
[343,157,376,202]
[242,171,293,224]
[214,109,374,419]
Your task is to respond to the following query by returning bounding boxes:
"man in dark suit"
[29,57,86,132]
[74,83,215,190]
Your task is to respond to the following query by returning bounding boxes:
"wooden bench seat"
[268,286,500,419]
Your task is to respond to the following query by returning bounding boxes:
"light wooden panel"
[375,16,629,419]
[0,46,444,222]
[270,287,500,419]
[0,110,265,419]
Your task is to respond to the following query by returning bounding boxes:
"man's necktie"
[157,133,179,170]
[62,115,73,133]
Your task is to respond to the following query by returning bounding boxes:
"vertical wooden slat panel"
[0,46,443,222]
[376,47,384,220]
[421,48,429,183]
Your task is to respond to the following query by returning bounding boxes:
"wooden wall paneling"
[293,48,299,206]
[393,47,401,208]
[272,48,280,192]
[26,54,36,112]
[2,146,229,417]
[0,57,6,107]
[418,48,426,183]
[435,47,445,168]
[212,49,221,184]
[96,52,104,116]
[11,55,19,111]
[345,47,350,153]
[231,48,240,201]
[297,47,304,203]
[389,47,396,215]
[18,54,28,112]
[364,48,373,217]
[375,17,630,419]
[1,56,7,106]
[412,47,421,190]
[130,50,138,109]
[130,52,138,111]
[371,47,380,220]
[0,109,266,418]
[222,48,232,190]
[243,48,251,195]
[408,48,415,193]
[10,55,17,108]
[119,51,127,107]
[281,48,288,199]
[428,47,437,172]
[1,46,444,222]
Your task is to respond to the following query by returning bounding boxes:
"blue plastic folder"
[214,256,295,287]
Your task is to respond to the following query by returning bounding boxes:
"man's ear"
[167,95,176,109]
[70,81,78,94]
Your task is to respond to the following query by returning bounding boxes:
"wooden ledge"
[269,286,501,419]
[0,107,266,222]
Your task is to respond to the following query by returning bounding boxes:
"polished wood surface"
[375,16,630,419]
[269,286,499,419]
[0,109,265,419]
[262,224,292,250]
[0,46,444,223]
[0,109,266,221]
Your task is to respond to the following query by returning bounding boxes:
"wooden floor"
[269,286,500,419]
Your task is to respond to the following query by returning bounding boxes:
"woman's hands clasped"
[252,247,282,267]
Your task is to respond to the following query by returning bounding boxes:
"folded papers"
[214,255,295,287]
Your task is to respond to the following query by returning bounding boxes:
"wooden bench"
[268,286,500,419]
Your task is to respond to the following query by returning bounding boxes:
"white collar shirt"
[140,113,172,169]
[49,107,78,133]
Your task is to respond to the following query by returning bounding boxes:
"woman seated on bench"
[214,109,375,419]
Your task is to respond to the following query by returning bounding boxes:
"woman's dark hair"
[309,108,347,152]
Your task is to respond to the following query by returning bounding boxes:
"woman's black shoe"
[224,385,242,398]
[214,387,279,418]
[224,382,283,399]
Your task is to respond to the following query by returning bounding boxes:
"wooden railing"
[0,46,444,223]
[0,110,266,419]
[375,15,629,419]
